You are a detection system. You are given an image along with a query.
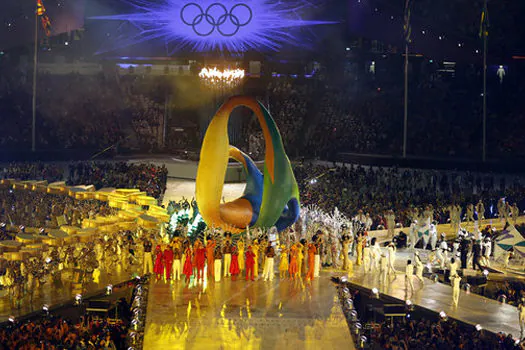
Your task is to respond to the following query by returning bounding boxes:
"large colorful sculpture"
[196,96,300,234]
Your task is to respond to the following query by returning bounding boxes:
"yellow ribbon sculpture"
[196,96,300,233]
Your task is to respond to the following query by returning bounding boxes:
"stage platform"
[347,268,522,337]
[0,264,141,323]
[143,273,353,350]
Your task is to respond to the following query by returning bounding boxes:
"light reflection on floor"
[0,263,141,322]
[143,273,353,350]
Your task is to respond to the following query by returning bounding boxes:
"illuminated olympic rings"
[180,3,252,37]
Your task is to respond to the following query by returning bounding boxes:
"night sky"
[0,0,84,49]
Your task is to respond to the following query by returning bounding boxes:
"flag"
[479,3,489,38]
[36,0,45,16]
[36,0,52,37]
[403,0,412,44]
[41,15,52,36]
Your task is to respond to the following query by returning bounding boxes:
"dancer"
[237,238,245,273]
[379,254,388,283]
[298,240,306,278]
[172,241,182,281]
[476,200,485,221]
[279,244,289,279]
[153,245,164,282]
[451,273,461,306]
[512,203,520,225]
[370,237,381,272]
[459,238,470,269]
[230,245,240,281]
[362,241,371,272]
[262,241,275,281]
[466,204,474,225]
[206,235,216,278]
[498,198,505,223]
[142,237,153,275]
[341,234,351,271]
[288,243,298,279]
[252,239,260,279]
[472,239,484,271]
[408,221,417,250]
[387,242,396,275]
[518,297,525,338]
[356,233,364,266]
[183,243,193,283]
[452,239,460,258]
[223,233,233,278]
[405,260,415,293]
[385,210,396,238]
[306,241,316,281]
[194,240,206,282]
[181,238,190,275]
[437,234,448,269]
[163,244,174,282]
[414,252,424,283]
[481,237,492,267]
[313,230,323,278]
[449,257,459,281]
[429,224,438,251]
[214,245,222,282]
[245,245,256,281]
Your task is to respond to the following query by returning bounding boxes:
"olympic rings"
[180,2,253,37]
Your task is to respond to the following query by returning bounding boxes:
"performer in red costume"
[306,242,317,281]
[153,245,164,282]
[163,244,174,281]
[194,240,206,282]
[230,245,240,281]
[245,245,256,281]
[206,235,216,278]
[183,244,193,283]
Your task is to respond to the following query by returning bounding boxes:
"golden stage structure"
[0,178,169,307]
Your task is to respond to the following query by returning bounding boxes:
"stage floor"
[143,273,353,350]
[348,266,522,337]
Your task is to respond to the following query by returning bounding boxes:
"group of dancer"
[142,229,328,283]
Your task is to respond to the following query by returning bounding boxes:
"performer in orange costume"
[306,242,317,281]
[194,240,206,282]
[206,235,216,278]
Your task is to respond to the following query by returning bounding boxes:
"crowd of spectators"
[2,54,525,161]
[0,71,167,154]
[369,318,520,349]
[0,316,126,349]
[0,163,63,182]
[68,162,168,199]
[0,189,112,228]
[294,162,525,227]
[0,161,168,200]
